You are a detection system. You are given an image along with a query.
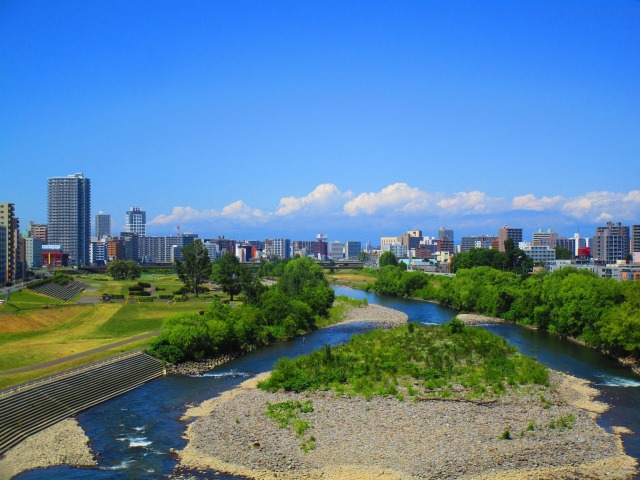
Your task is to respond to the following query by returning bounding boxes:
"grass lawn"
[0,272,226,388]
[0,337,154,390]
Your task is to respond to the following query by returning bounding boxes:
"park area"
[0,271,227,390]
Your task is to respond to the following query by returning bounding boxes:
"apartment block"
[47,173,91,266]
[497,225,523,252]
[460,235,497,253]
[591,222,630,263]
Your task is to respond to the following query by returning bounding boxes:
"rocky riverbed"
[0,418,96,479]
[178,369,637,480]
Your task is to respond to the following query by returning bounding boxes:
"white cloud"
[276,184,350,216]
[437,191,505,214]
[512,194,563,211]
[148,186,640,236]
[220,200,265,219]
[562,191,619,219]
[623,190,640,203]
[343,183,430,216]
[149,206,218,225]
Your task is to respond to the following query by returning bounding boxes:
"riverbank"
[178,368,638,480]
[0,418,96,479]
[168,303,408,376]
[457,312,640,376]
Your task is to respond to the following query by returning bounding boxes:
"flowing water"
[16,286,640,479]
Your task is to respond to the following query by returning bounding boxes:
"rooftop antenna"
[177,225,181,237]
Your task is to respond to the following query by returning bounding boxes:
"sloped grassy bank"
[179,321,637,479]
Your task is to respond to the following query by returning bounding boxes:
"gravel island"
[178,306,638,480]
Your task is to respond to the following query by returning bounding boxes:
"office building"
[95,211,111,239]
[125,207,146,237]
[47,173,91,266]
[438,227,454,242]
[344,241,362,260]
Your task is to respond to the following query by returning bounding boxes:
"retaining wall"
[0,351,164,454]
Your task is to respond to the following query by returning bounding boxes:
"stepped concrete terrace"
[28,279,89,301]
[0,351,164,454]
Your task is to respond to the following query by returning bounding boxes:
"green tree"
[379,251,398,268]
[554,247,573,260]
[277,257,335,317]
[211,252,244,301]
[175,239,211,297]
[106,259,141,280]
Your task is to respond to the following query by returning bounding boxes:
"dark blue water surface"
[16,286,640,479]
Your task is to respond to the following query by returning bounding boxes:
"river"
[16,286,640,479]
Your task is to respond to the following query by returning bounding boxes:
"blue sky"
[2,1,639,244]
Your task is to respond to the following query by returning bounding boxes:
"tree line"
[148,250,335,363]
[367,263,640,359]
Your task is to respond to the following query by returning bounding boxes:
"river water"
[16,286,640,479]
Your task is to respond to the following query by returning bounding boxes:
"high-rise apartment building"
[95,211,111,239]
[47,173,91,266]
[0,203,21,284]
[632,225,640,254]
[0,225,6,284]
[125,207,146,237]
[591,222,630,263]
[497,225,523,252]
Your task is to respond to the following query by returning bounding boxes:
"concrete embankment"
[0,351,163,456]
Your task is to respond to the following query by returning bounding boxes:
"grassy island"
[259,320,548,401]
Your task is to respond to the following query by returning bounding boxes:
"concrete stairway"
[0,351,164,454]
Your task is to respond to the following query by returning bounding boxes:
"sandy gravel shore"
[178,370,637,480]
[457,313,509,325]
[0,418,96,479]
[332,302,408,327]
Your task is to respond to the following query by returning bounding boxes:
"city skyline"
[2,2,639,242]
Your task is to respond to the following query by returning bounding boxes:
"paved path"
[0,330,162,376]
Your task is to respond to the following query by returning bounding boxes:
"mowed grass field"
[326,269,377,287]
[0,272,223,389]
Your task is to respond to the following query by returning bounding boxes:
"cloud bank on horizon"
[148,183,640,238]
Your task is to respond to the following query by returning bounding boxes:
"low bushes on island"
[258,320,549,401]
